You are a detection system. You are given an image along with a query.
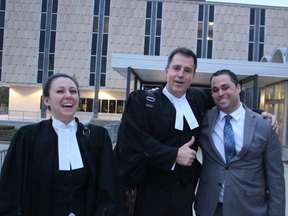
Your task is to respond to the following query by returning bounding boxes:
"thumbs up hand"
[176,136,196,166]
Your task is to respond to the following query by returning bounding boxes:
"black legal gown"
[114,84,214,216]
[0,118,125,216]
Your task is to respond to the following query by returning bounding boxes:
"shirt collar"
[52,116,77,134]
[163,86,186,102]
[219,102,245,122]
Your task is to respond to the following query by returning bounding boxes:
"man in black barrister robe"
[114,47,214,216]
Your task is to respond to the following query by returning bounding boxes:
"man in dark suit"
[194,70,285,216]
[114,47,215,216]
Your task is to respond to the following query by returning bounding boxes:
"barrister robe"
[0,118,124,216]
[114,84,214,215]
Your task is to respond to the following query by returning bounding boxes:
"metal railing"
[0,148,8,174]
[104,121,121,145]
[0,110,122,124]
[0,110,94,123]
[0,121,122,175]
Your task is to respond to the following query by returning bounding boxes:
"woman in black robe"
[0,73,125,216]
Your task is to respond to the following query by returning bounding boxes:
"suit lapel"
[207,107,226,163]
[234,106,257,160]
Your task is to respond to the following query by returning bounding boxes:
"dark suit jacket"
[195,104,285,216]
[0,118,123,216]
[114,84,214,215]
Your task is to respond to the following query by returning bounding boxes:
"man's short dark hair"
[166,47,197,73]
[210,69,239,86]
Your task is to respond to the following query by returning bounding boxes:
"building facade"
[0,0,288,144]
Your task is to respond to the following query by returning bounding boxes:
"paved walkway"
[0,143,287,214]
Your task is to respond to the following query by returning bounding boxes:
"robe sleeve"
[93,127,127,216]
[114,90,178,189]
[0,125,34,216]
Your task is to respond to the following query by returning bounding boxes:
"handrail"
[0,148,8,175]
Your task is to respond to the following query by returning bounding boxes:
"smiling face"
[165,53,195,98]
[43,77,79,125]
[211,74,241,114]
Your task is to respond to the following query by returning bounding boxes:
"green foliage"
[2,99,8,107]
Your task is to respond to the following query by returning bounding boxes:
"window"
[79,98,94,112]
[117,100,124,113]
[98,99,126,114]
[197,4,214,59]
[0,0,6,81]
[144,1,162,56]
[109,100,116,113]
[101,99,108,113]
[248,8,265,62]
[37,0,58,83]
[89,0,110,87]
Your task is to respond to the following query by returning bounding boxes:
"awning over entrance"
[111,53,288,104]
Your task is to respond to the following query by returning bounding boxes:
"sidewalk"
[1,143,288,214]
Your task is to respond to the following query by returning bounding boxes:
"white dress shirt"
[212,103,246,202]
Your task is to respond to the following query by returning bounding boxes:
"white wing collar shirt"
[163,86,199,131]
[52,116,84,171]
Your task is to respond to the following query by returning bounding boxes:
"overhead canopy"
[111,53,288,89]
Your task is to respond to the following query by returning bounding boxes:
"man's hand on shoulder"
[176,136,196,166]
[148,87,159,92]
[261,111,279,134]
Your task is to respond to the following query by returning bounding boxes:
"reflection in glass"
[40,14,46,29]
[198,5,204,21]
[94,0,100,15]
[249,26,254,42]
[117,100,124,113]
[93,17,98,33]
[196,39,202,58]
[145,20,151,35]
[50,31,56,53]
[248,43,253,61]
[109,100,116,113]
[155,37,160,56]
[197,22,203,39]
[157,2,163,19]
[52,0,58,13]
[156,20,161,36]
[37,70,43,83]
[100,74,106,87]
[146,1,152,18]
[89,73,95,86]
[208,23,213,39]
[209,5,214,22]
[104,0,110,16]
[104,17,109,33]
[260,9,265,26]
[144,36,150,55]
[90,56,96,72]
[260,27,265,42]
[250,8,255,25]
[38,53,44,69]
[207,40,213,59]
[49,54,54,70]
[101,99,108,113]
[91,33,97,55]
